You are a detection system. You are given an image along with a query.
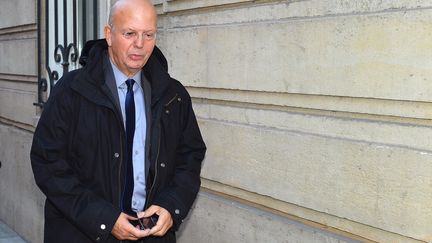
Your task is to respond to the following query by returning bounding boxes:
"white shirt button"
[175,209,180,215]
[160,163,166,168]
[114,153,119,158]
[100,224,106,230]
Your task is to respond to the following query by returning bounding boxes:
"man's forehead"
[112,0,156,16]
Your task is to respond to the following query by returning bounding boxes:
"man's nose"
[134,35,145,48]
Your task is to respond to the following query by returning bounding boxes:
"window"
[36,0,106,107]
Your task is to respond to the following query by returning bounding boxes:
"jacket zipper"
[144,124,161,210]
[115,110,126,243]
[107,107,124,243]
[118,129,124,211]
[144,93,176,210]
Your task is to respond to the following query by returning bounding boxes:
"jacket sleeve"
[152,87,206,230]
[30,81,121,242]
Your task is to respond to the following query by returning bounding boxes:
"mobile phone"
[138,215,159,230]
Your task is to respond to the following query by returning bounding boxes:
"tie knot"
[125,79,135,91]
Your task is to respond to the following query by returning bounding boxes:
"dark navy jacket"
[31,40,206,243]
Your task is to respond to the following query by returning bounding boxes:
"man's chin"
[127,63,146,71]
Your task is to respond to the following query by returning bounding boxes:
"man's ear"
[104,25,112,46]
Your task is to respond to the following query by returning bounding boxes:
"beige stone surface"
[164,0,432,26]
[0,124,44,243]
[194,101,432,156]
[200,179,425,243]
[0,80,38,126]
[156,1,432,242]
[0,0,36,29]
[163,9,432,102]
[178,191,360,243]
[0,38,37,76]
[199,117,432,241]
[190,87,432,121]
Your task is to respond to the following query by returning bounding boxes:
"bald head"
[108,0,156,30]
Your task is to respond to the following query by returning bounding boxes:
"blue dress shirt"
[110,60,147,213]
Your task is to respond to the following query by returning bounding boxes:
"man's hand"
[112,212,151,240]
[137,205,173,236]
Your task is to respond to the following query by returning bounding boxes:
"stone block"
[0,0,36,29]
[162,8,432,103]
[199,118,432,241]
[164,0,432,28]
[193,102,432,153]
[0,124,44,243]
[178,191,360,243]
[0,39,37,76]
[0,81,38,126]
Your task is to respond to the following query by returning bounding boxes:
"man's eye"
[123,32,136,38]
[145,33,156,40]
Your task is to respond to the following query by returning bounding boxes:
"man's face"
[105,3,157,77]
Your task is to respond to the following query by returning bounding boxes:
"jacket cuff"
[153,195,185,231]
[89,205,122,242]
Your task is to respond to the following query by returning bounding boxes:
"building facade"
[1,0,432,242]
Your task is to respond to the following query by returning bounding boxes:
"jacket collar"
[71,39,171,108]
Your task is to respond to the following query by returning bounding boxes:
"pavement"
[0,220,27,243]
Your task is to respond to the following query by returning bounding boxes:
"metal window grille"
[35,0,99,107]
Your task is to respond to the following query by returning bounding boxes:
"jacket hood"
[77,39,172,106]
[79,39,168,72]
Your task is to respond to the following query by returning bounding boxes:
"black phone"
[137,215,159,230]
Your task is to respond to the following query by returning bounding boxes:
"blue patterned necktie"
[122,79,135,215]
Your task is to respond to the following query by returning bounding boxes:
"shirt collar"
[109,58,142,89]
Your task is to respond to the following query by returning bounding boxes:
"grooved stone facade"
[1,1,431,242]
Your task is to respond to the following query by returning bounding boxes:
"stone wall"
[154,1,432,242]
[0,0,43,242]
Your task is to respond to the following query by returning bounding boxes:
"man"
[30,0,206,242]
